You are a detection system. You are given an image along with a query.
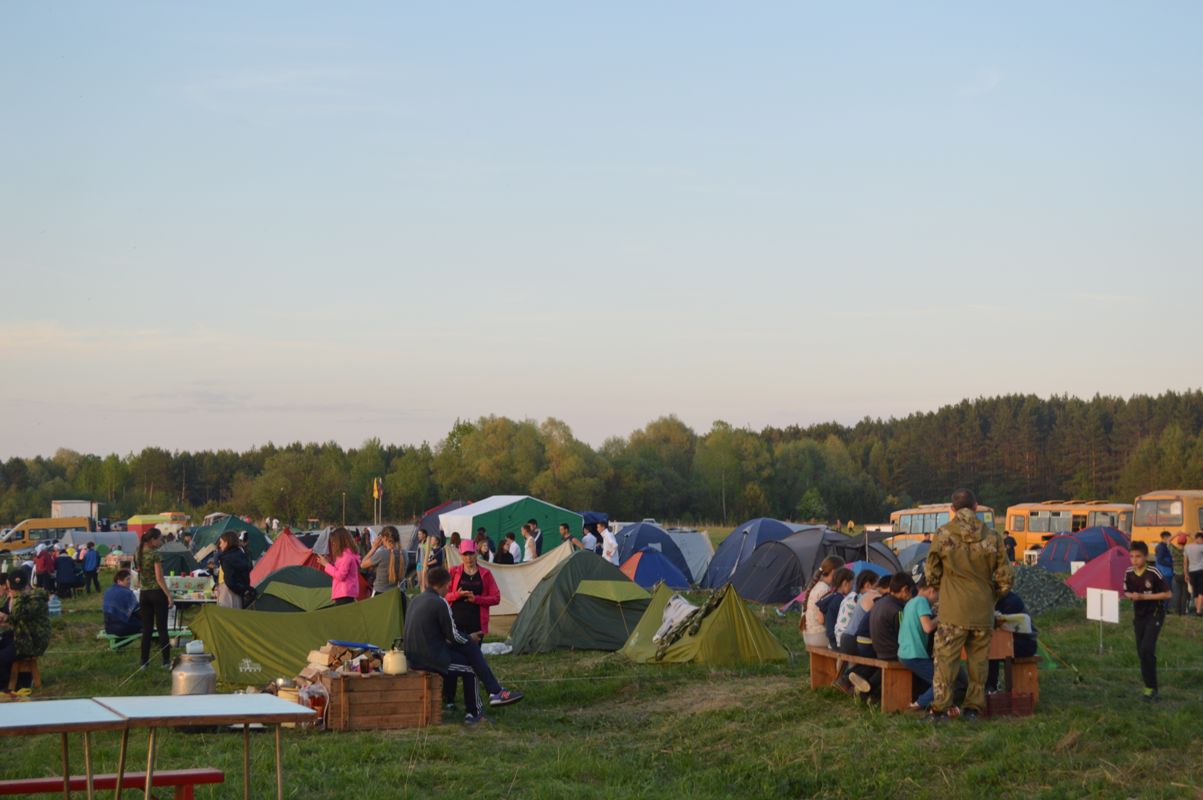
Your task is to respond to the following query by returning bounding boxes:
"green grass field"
[4,572,1203,799]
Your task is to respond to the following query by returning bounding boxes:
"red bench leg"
[176,787,195,800]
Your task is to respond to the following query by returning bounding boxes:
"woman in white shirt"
[802,556,845,648]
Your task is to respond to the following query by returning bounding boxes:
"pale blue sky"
[2,3,1201,456]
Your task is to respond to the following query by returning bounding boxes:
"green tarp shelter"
[509,550,650,654]
[191,590,405,684]
[438,495,582,559]
[249,565,335,613]
[191,516,272,560]
[620,583,788,666]
[158,542,199,576]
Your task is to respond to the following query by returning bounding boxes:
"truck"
[51,500,101,520]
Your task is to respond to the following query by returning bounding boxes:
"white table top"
[95,693,315,727]
[0,699,126,735]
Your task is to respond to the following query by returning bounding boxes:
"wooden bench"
[807,646,915,712]
[6,657,40,691]
[0,768,224,798]
[96,628,192,651]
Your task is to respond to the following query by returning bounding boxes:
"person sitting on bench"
[0,570,50,688]
[849,573,914,699]
[987,589,1038,693]
[403,566,523,725]
[103,569,142,637]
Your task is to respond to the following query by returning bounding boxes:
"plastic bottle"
[48,594,62,617]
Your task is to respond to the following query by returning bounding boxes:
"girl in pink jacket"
[318,527,361,605]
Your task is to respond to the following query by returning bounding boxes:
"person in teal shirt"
[898,578,939,710]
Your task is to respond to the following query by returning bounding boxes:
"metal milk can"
[172,644,217,695]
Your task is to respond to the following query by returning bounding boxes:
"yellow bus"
[888,503,996,548]
[1132,490,1203,545]
[0,516,94,554]
[1004,500,1133,551]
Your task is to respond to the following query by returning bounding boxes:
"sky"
[2,3,1202,457]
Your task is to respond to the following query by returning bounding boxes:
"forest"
[3,391,1202,528]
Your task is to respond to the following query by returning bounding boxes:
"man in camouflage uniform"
[924,489,1012,721]
[0,570,51,689]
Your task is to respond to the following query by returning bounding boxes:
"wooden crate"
[319,671,440,731]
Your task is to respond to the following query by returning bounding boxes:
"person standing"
[924,489,1012,722]
[581,525,599,554]
[214,532,253,609]
[1184,533,1203,617]
[82,542,101,594]
[136,529,174,669]
[527,519,544,557]
[415,529,430,590]
[1125,541,1171,701]
[521,527,538,562]
[1003,532,1018,564]
[362,526,404,595]
[600,522,619,566]
[559,523,583,550]
[317,527,362,605]
[1169,533,1189,615]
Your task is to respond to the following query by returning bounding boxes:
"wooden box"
[319,671,440,731]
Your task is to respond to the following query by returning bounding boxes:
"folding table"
[0,698,126,800]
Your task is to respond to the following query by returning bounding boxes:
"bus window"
[981,511,994,527]
[936,512,949,527]
[1011,515,1026,532]
[924,513,936,533]
[1071,515,1087,532]
[1029,512,1049,533]
[1135,500,1183,527]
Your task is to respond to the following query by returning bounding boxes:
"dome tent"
[250,530,321,586]
[191,516,271,560]
[1065,546,1132,597]
[730,528,901,604]
[249,565,335,613]
[702,518,808,589]
[1037,527,1130,574]
[615,522,692,581]
[620,548,691,590]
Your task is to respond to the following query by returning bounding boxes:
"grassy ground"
[4,571,1203,799]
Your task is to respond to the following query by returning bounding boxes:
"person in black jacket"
[214,532,253,609]
[403,567,524,724]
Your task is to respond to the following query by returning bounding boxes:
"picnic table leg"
[243,723,250,800]
[84,731,94,800]
[143,728,157,800]
[114,727,129,800]
[60,732,69,800]
[274,724,283,800]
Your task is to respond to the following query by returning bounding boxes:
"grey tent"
[897,542,931,570]
[730,528,902,604]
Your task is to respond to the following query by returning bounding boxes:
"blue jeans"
[900,656,934,709]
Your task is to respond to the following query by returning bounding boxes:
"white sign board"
[1070,561,1086,575]
[1086,588,1120,624]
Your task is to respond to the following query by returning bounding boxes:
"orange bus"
[1132,490,1203,545]
[0,516,93,554]
[888,503,996,548]
[1004,500,1133,551]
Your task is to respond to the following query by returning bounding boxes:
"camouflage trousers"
[932,622,991,713]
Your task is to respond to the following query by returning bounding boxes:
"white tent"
[445,540,576,617]
[665,528,715,583]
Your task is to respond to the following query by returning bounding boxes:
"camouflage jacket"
[924,508,1013,630]
[0,589,52,658]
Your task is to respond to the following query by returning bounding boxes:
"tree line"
[3,391,1202,529]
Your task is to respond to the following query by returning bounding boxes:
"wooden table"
[0,699,127,800]
[94,694,314,800]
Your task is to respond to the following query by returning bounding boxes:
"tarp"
[730,528,902,604]
[192,590,405,684]
[440,496,582,560]
[250,565,334,612]
[57,530,139,553]
[615,522,692,581]
[620,583,788,666]
[702,518,808,589]
[620,548,691,590]
[580,511,610,527]
[509,550,650,654]
[250,530,321,585]
[664,528,715,583]
[1037,527,1130,574]
[191,516,272,560]
[1066,546,1132,597]
[445,541,576,616]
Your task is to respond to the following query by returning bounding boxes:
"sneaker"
[775,608,787,618]
[925,711,949,724]
[463,713,490,725]
[489,689,525,707]
[1141,690,1160,703]
[831,676,853,696]
[960,708,981,721]
[847,673,871,695]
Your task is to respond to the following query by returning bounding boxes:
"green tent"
[437,495,582,557]
[509,550,650,654]
[158,542,199,576]
[250,565,335,613]
[191,591,404,684]
[191,516,272,559]
[620,583,788,666]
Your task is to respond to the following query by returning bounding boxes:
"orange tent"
[250,530,322,586]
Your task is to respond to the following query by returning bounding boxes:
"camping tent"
[702,518,808,589]
[1037,527,1130,574]
[191,516,272,560]
[620,583,788,666]
[445,540,577,617]
[897,542,931,570]
[157,541,200,576]
[847,560,889,579]
[1065,546,1131,597]
[191,591,405,684]
[620,548,691,589]
[615,523,692,580]
[664,528,715,583]
[250,530,322,586]
[57,530,139,553]
[509,551,650,654]
[580,511,609,528]
[730,528,902,604]
[419,500,468,541]
[439,496,582,559]
[249,565,336,612]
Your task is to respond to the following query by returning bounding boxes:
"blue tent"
[620,547,691,589]
[702,518,809,589]
[580,511,610,528]
[847,560,888,579]
[615,522,692,580]
[897,542,931,570]
[1037,527,1130,574]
